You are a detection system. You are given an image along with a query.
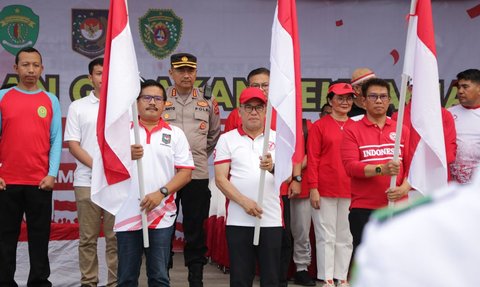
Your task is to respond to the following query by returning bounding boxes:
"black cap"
[171,53,197,69]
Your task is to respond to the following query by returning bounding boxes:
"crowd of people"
[1,46,479,287]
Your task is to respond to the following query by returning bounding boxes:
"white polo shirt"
[114,120,194,232]
[448,104,480,184]
[64,91,99,187]
[214,127,281,228]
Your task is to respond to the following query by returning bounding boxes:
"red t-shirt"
[341,116,410,210]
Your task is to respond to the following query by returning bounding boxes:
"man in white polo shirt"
[115,79,194,286]
[448,68,480,184]
[214,87,281,287]
[64,58,117,287]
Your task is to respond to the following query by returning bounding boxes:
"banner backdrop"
[1,0,479,285]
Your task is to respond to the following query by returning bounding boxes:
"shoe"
[320,280,335,287]
[337,280,350,287]
[188,263,204,287]
[294,270,316,286]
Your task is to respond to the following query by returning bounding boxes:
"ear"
[168,69,173,77]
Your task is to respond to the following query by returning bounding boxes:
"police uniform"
[353,173,480,287]
[163,53,221,286]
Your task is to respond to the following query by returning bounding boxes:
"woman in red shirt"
[307,82,355,287]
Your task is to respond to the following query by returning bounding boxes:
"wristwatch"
[159,187,169,197]
[375,165,383,176]
[293,175,302,183]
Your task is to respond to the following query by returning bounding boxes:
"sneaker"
[337,280,350,287]
[294,270,316,286]
[320,280,335,287]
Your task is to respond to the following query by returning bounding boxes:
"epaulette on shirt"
[372,196,433,223]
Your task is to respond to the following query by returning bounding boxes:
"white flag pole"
[253,99,273,246]
[131,101,150,248]
[389,0,418,209]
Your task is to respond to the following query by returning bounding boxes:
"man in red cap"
[214,87,282,287]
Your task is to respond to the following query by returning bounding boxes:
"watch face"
[375,166,382,174]
[294,175,302,182]
[160,187,168,196]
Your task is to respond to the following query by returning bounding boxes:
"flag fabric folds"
[91,0,140,215]
[269,0,304,192]
[405,0,447,195]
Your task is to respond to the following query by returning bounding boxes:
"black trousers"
[226,226,282,287]
[0,185,52,287]
[280,195,292,286]
[348,208,373,258]
[175,179,211,267]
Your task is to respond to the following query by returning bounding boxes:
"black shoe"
[294,270,316,286]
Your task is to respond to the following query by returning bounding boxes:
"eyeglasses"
[250,82,269,89]
[334,96,354,103]
[242,104,265,113]
[366,94,390,102]
[139,95,164,103]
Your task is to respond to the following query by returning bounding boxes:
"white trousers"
[312,197,353,280]
[290,198,312,271]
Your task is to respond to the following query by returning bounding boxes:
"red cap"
[239,87,267,104]
[328,83,355,96]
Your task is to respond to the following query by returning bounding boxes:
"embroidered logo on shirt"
[197,100,208,107]
[389,132,396,141]
[199,121,207,130]
[162,133,171,144]
[37,106,47,118]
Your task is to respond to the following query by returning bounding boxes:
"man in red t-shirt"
[341,78,411,255]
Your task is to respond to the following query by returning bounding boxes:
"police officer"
[163,53,221,287]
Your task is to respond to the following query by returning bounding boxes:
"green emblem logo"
[37,106,47,118]
[139,9,183,60]
[0,5,39,56]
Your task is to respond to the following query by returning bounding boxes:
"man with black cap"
[163,52,221,286]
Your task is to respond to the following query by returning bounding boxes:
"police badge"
[139,9,183,60]
[0,5,39,56]
[72,9,108,59]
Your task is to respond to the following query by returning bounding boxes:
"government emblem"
[72,9,108,59]
[162,133,172,145]
[139,9,183,60]
[0,5,39,56]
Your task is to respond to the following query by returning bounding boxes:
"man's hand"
[386,186,409,201]
[288,180,301,198]
[310,188,321,209]
[382,160,400,176]
[240,197,263,218]
[140,191,164,212]
[0,177,6,190]
[259,153,274,172]
[131,144,144,160]
[39,175,55,190]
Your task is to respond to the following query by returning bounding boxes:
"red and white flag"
[269,0,304,191]
[91,0,140,214]
[405,0,447,194]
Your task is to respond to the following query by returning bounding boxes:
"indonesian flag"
[405,0,447,194]
[269,0,304,191]
[91,0,140,214]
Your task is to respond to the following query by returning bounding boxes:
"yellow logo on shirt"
[37,106,47,118]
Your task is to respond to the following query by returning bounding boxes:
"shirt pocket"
[194,110,209,135]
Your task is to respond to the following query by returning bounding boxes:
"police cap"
[171,53,197,69]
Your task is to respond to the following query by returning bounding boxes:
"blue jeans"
[117,226,174,287]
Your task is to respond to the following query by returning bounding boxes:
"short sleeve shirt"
[214,127,282,227]
[114,120,194,231]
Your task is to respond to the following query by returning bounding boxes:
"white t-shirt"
[448,104,480,184]
[114,121,194,232]
[213,127,282,227]
[354,174,480,287]
[64,92,99,187]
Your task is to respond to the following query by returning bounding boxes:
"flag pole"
[131,101,150,248]
[389,0,418,209]
[253,99,273,245]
